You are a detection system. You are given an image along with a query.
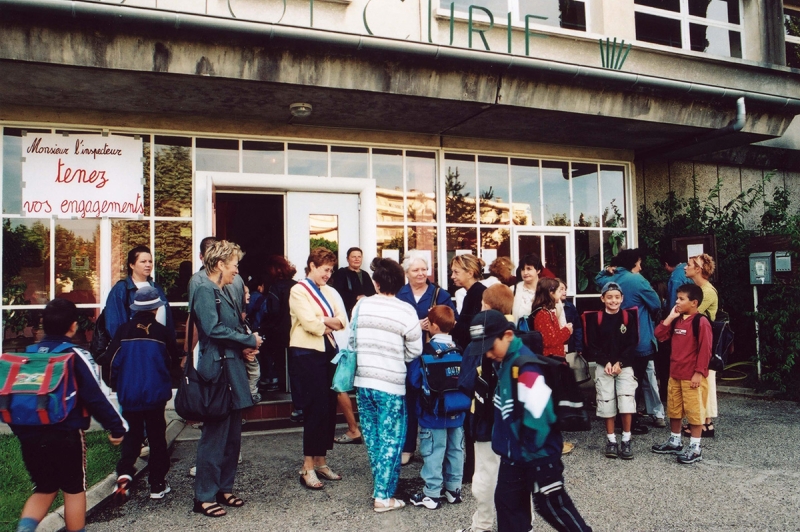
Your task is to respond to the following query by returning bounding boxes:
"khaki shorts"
[667,377,708,425]
[595,365,637,418]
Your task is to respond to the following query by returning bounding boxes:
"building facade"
[2,0,800,346]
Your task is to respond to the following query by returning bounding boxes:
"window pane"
[787,41,800,69]
[478,156,509,225]
[143,138,151,217]
[511,158,540,226]
[444,0,507,15]
[601,165,627,227]
[111,220,150,282]
[445,153,476,224]
[3,219,50,306]
[690,23,741,57]
[575,230,601,294]
[446,229,477,293]
[481,227,511,260]
[572,163,599,227]
[689,0,739,24]
[154,136,192,217]
[310,214,339,254]
[543,235,568,282]
[196,138,239,172]
[635,0,680,12]
[243,141,284,174]
[155,220,193,303]
[407,151,437,223]
[786,11,800,37]
[331,146,368,178]
[542,161,570,226]
[602,230,627,267]
[377,226,405,260]
[55,219,100,305]
[3,128,50,215]
[408,226,438,282]
[373,149,403,191]
[288,143,327,176]
[635,12,682,48]
[519,0,586,31]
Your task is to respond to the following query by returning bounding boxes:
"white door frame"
[194,172,377,271]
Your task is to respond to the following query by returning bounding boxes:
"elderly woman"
[354,258,423,512]
[192,241,262,518]
[450,253,487,350]
[512,253,544,323]
[684,253,719,437]
[104,245,174,340]
[396,253,457,465]
[290,247,347,489]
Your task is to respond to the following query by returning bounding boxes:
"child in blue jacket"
[408,305,469,510]
[108,286,180,502]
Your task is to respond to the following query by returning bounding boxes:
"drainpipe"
[635,97,747,161]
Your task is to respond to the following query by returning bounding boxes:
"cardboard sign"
[22,133,144,218]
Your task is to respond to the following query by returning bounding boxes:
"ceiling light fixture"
[289,102,313,118]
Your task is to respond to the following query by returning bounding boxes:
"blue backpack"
[419,342,471,416]
[0,342,81,425]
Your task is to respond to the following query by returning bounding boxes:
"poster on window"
[21,133,144,218]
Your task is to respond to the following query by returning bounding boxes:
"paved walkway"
[78,393,800,532]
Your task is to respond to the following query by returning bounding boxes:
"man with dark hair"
[595,248,666,429]
[330,247,376,317]
[661,250,691,309]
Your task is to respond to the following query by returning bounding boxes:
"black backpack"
[691,311,734,372]
[418,342,471,416]
[511,353,591,433]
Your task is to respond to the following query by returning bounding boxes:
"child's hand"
[690,371,703,388]
[604,362,613,375]
[612,362,622,375]
[668,305,681,321]
[108,434,123,446]
[242,348,258,362]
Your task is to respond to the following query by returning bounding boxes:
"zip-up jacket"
[104,276,174,340]
[108,312,180,412]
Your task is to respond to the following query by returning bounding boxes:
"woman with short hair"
[290,247,347,489]
[449,253,486,350]
[192,240,263,518]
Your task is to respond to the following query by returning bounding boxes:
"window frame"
[437,0,592,35]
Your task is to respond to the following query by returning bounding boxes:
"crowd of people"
[5,240,720,532]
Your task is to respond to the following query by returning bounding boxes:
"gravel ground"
[87,394,800,532]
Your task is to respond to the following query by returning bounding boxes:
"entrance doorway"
[515,230,572,289]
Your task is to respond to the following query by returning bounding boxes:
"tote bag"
[331,304,359,393]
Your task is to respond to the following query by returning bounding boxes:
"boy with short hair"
[108,286,180,501]
[8,298,127,532]
[481,283,514,319]
[652,284,712,464]
[408,305,468,510]
[583,282,640,460]
[469,310,592,532]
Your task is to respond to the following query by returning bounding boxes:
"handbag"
[174,310,233,422]
[331,304,359,393]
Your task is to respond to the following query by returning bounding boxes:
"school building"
[2,0,800,352]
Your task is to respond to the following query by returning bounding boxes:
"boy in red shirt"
[651,284,712,464]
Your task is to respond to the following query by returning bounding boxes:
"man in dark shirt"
[330,247,376,317]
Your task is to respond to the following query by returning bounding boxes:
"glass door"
[515,229,573,293]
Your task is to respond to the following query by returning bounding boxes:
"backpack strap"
[622,309,628,326]
[429,285,441,310]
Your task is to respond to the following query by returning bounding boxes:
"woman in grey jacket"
[191,241,263,518]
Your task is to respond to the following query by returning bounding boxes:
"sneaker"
[619,440,633,460]
[605,441,618,459]
[149,482,171,499]
[677,444,702,464]
[443,488,462,504]
[251,393,262,404]
[188,466,196,477]
[113,475,132,503]
[653,417,667,428]
[409,492,441,509]
[290,410,304,423]
[651,440,683,454]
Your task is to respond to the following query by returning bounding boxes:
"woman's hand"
[419,318,430,331]
[323,317,343,331]
[242,347,259,362]
[253,332,263,348]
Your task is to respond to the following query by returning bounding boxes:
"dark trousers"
[288,348,304,410]
[495,459,592,532]
[194,409,243,502]
[116,406,169,488]
[403,385,419,453]
[291,347,337,456]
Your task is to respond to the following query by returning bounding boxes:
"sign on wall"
[21,133,144,218]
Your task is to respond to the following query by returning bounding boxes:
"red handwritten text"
[56,159,108,189]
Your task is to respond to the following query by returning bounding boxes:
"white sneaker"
[149,482,171,499]
[188,466,196,477]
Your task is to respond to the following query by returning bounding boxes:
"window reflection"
[155,220,193,303]
[111,220,150,282]
[518,0,587,31]
[601,165,626,227]
[690,23,741,58]
[2,219,50,306]
[543,235,568,281]
[511,158,540,226]
[310,214,339,252]
[478,156,509,225]
[407,151,437,223]
[635,12,682,48]
[481,228,511,259]
[155,136,192,217]
[575,230,601,294]
[572,163,599,228]
[635,0,679,12]
[3,128,50,215]
[445,154,476,224]
[55,219,100,305]
[196,138,239,172]
[243,141,284,174]
[377,226,405,260]
[603,230,627,267]
[288,143,327,177]
[331,146,368,178]
[542,161,570,226]
[689,0,739,24]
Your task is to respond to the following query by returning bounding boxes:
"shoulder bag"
[331,303,360,393]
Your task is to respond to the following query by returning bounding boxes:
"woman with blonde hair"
[290,247,347,489]
[450,253,486,349]
[192,241,262,518]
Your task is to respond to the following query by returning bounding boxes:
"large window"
[786,8,800,68]
[443,0,588,32]
[634,0,742,58]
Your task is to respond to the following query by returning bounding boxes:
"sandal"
[334,433,363,444]
[374,498,406,513]
[193,500,227,518]
[701,423,715,438]
[216,492,244,507]
[299,469,324,490]
[314,465,342,480]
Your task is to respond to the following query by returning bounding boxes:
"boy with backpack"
[2,298,127,532]
[582,282,640,460]
[652,283,712,464]
[469,310,592,532]
[408,305,470,510]
[107,286,180,501]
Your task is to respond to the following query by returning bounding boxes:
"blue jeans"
[634,356,665,419]
[357,387,406,500]
[419,426,465,498]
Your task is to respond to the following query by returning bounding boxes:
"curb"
[37,418,187,532]
[717,385,779,399]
